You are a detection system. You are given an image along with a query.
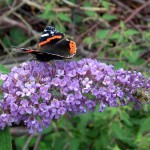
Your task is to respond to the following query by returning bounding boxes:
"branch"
[92,0,150,57]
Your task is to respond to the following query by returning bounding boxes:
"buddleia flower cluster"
[0,59,149,133]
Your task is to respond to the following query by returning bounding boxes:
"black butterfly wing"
[38,26,65,47]
[31,51,65,61]
[39,39,77,59]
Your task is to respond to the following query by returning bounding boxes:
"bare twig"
[4,1,25,16]
[112,0,142,18]
[12,12,38,36]
[92,0,150,58]
[33,135,42,150]
[23,0,107,12]
[76,22,99,44]
[17,34,41,47]
[10,127,29,136]
[62,0,107,12]
[0,16,27,30]
[22,0,70,12]
[22,135,34,150]
[0,39,17,63]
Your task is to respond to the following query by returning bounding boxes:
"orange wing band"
[25,49,34,53]
[69,41,76,55]
[39,36,62,47]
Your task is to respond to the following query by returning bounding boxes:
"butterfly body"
[15,26,76,61]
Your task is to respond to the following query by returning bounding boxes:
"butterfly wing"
[38,26,64,47]
[31,52,65,61]
[39,39,77,59]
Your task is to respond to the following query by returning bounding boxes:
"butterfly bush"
[0,58,149,133]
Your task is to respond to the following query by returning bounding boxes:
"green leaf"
[57,13,71,22]
[111,122,124,140]
[94,132,109,150]
[2,36,11,47]
[14,136,29,150]
[0,80,3,86]
[74,15,83,24]
[120,21,125,29]
[120,111,132,126]
[38,4,54,19]
[114,61,126,69]
[139,117,150,133]
[102,14,117,21]
[78,113,92,129]
[38,142,47,150]
[109,108,118,117]
[95,29,110,40]
[45,3,53,12]
[0,64,9,74]
[134,58,144,65]
[110,31,121,39]
[113,145,121,150]
[0,127,12,150]
[53,136,67,150]
[125,29,139,36]
[85,10,97,17]
[83,2,93,7]
[83,2,96,17]
[84,37,92,44]
[123,50,140,63]
[10,28,27,45]
[102,1,109,10]
[70,139,80,150]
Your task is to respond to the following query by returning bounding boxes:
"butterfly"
[14,26,76,62]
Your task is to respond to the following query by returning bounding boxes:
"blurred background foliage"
[0,0,150,149]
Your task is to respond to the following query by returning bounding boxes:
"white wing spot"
[41,33,49,37]
[51,31,54,34]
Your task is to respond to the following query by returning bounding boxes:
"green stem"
[0,127,12,150]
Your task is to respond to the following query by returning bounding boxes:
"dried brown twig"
[91,0,150,58]
[62,0,107,12]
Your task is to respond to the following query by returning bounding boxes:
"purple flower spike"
[0,58,149,133]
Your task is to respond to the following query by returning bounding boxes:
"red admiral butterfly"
[14,26,76,62]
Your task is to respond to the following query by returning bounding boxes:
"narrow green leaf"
[120,21,125,29]
[0,64,9,74]
[102,14,117,21]
[120,111,132,126]
[110,31,121,39]
[95,29,110,40]
[57,13,71,22]
[125,29,139,36]
[123,50,140,63]
[85,11,96,17]
[102,1,109,10]
[111,122,126,140]
[0,127,12,150]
